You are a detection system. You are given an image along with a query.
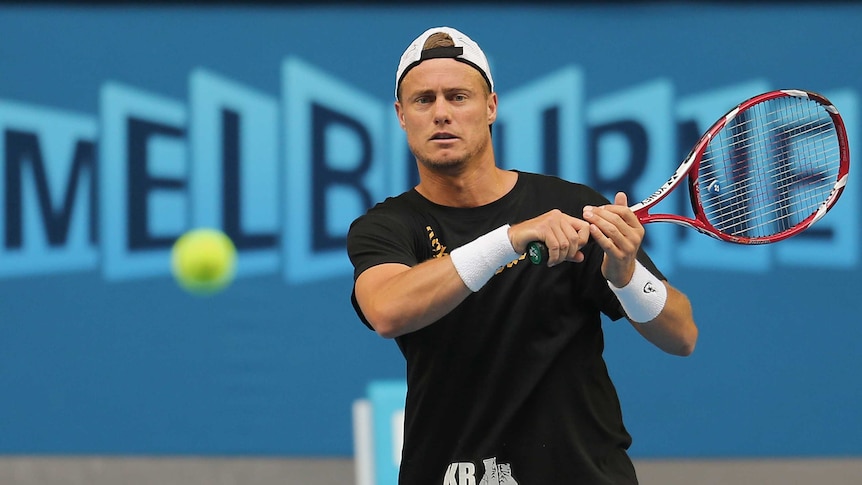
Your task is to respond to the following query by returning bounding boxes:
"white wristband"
[449,225,520,292]
[608,260,668,323]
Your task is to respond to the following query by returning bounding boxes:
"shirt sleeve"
[346,210,420,280]
[346,207,422,330]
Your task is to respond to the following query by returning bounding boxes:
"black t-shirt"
[347,171,664,485]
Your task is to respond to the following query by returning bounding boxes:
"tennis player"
[347,26,698,485]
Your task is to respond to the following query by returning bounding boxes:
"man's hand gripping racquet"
[528,89,850,265]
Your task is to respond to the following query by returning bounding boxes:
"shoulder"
[515,171,611,205]
[352,191,413,222]
[348,190,425,238]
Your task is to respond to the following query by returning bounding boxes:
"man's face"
[395,58,497,173]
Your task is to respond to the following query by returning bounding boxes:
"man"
[347,26,697,484]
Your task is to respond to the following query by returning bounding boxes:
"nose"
[433,99,451,125]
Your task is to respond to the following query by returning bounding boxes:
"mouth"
[430,132,458,142]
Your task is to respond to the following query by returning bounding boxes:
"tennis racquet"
[528,89,850,265]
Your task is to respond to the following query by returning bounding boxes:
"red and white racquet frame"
[528,89,850,264]
[631,89,849,244]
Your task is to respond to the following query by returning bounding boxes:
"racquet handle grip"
[527,241,549,265]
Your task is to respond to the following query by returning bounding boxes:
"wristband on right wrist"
[449,225,521,292]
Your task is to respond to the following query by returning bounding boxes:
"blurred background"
[1,1,860,484]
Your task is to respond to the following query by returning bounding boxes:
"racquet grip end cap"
[527,241,548,265]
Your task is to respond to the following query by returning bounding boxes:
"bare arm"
[628,281,697,356]
[354,258,471,338]
[585,192,698,356]
[355,196,697,353]
[356,209,591,339]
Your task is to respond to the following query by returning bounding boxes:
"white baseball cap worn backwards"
[395,26,494,99]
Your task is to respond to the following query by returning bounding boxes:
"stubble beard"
[416,154,466,175]
[410,135,490,176]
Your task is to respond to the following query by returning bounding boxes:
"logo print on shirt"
[427,226,448,259]
[442,457,519,485]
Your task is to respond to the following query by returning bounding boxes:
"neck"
[415,165,517,208]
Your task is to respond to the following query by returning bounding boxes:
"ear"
[394,101,407,131]
[486,92,498,125]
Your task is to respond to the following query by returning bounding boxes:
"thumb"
[614,191,628,206]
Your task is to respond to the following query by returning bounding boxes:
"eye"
[453,94,468,102]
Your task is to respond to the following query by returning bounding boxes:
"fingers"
[540,217,589,266]
[510,193,642,269]
[509,209,589,266]
[585,207,635,257]
[585,192,644,285]
[583,192,642,255]
[573,224,590,263]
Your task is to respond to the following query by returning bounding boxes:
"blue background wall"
[0,3,860,458]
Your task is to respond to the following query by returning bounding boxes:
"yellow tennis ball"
[171,228,237,295]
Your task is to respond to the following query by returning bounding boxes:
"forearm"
[355,258,472,338]
[355,225,520,338]
[629,282,698,356]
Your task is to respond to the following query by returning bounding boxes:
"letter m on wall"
[0,100,98,276]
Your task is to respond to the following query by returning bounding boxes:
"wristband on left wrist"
[607,260,668,323]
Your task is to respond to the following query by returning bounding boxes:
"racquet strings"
[697,96,842,238]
